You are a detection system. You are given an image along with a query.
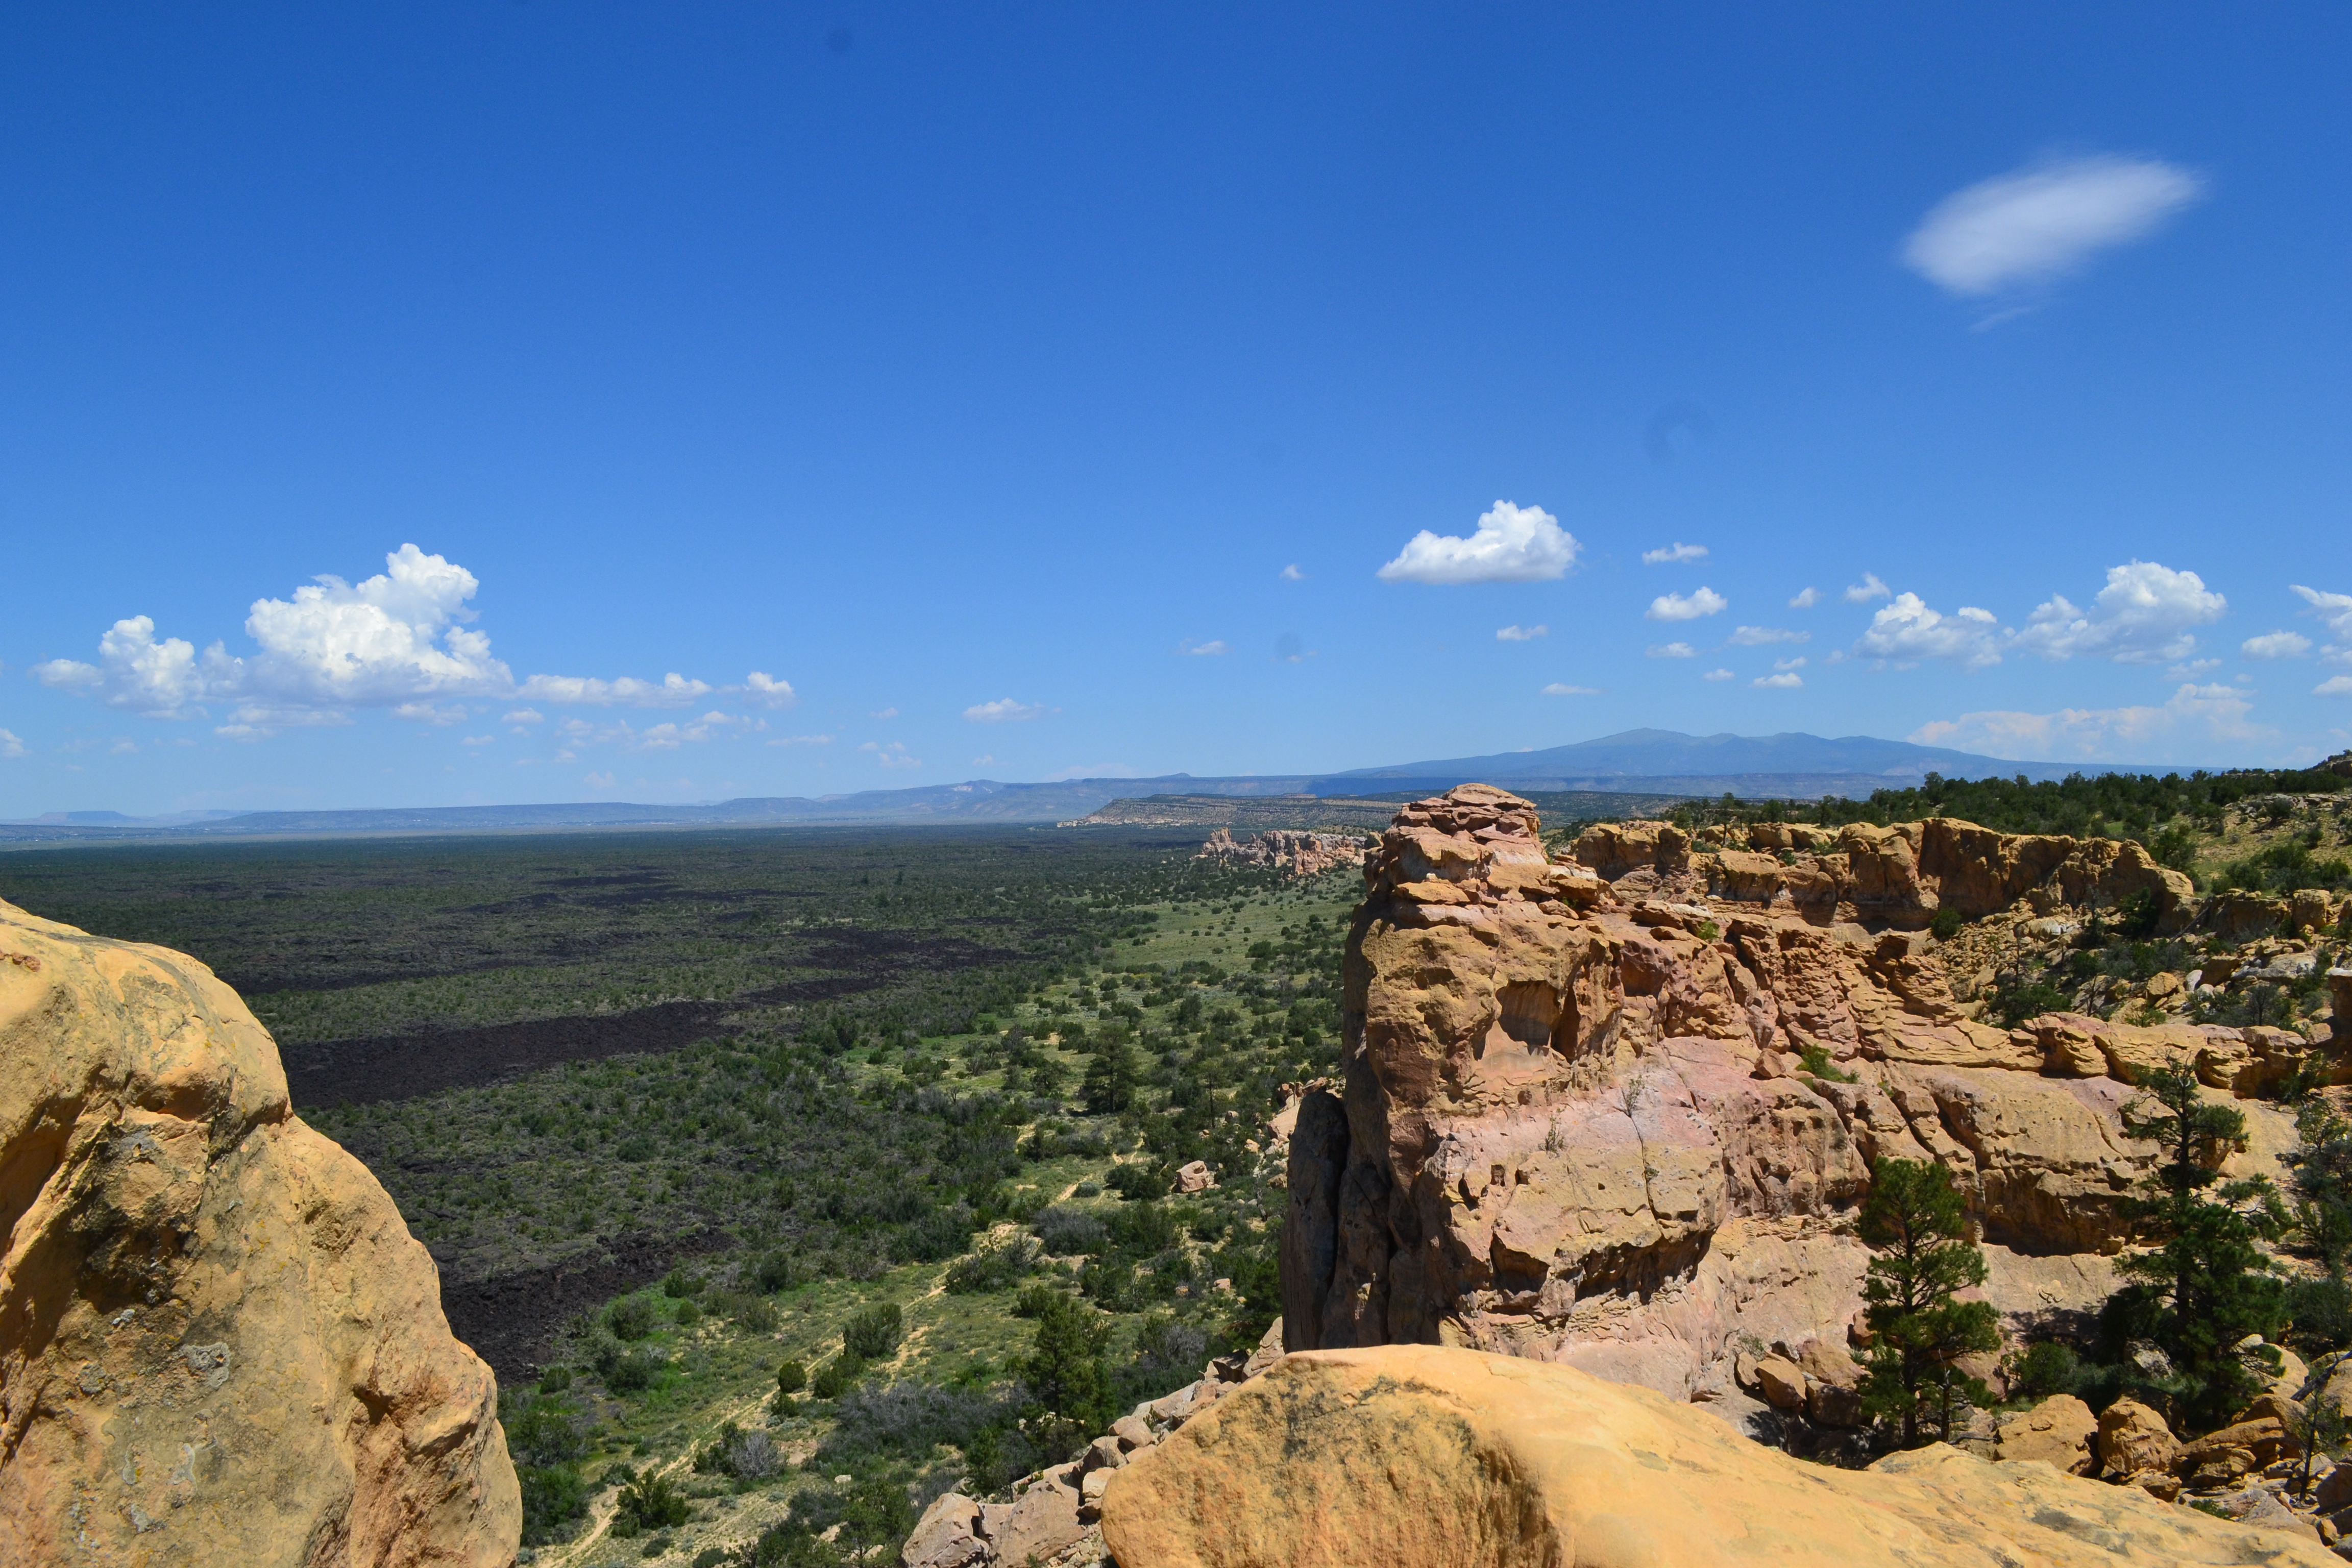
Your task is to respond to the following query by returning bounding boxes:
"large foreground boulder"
[1100,1344,2335,1568]
[0,898,519,1566]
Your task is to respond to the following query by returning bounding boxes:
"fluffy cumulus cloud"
[1912,683,2263,761]
[1728,625,1809,647]
[964,698,1048,723]
[1903,155,2204,297]
[1496,624,1547,642]
[2242,631,2312,660]
[1856,593,2004,668]
[1701,668,1734,682]
[2318,676,2352,698]
[1647,587,1728,622]
[1647,642,1696,659]
[1377,501,1579,585]
[1788,587,1821,609]
[0,728,24,759]
[34,544,789,737]
[2295,585,2352,657]
[2013,561,2224,663]
[1641,542,1707,565]
[1753,672,1803,689]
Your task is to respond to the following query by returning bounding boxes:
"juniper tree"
[1854,1158,2000,1447]
[2112,1062,2287,1433]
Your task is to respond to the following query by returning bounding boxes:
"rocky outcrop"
[1100,1344,2337,1567]
[1196,829,1371,879]
[0,897,518,1567]
[1283,786,2309,1412]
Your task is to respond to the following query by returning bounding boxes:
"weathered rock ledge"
[0,896,519,1566]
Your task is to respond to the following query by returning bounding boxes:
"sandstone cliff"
[1099,1344,2337,1567]
[1282,786,2317,1418]
[0,896,519,1566]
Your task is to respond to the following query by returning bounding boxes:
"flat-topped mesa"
[1284,785,2314,1419]
[0,897,519,1567]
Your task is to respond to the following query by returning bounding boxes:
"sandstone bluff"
[0,896,520,1566]
[1281,785,2322,1418]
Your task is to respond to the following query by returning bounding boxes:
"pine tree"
[1854,1158,2000,1447]
[1020,1291,1114,1453]
[2113,1063,2287,1433]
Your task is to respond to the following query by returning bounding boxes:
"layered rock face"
[1100,1345,2335,1568]
[1282,787,2307,1409]
[1195,828,1371,879]
[0,897,519,1566]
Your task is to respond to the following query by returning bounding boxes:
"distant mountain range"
[0,729,2172,844]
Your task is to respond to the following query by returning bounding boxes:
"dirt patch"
[439,1230,738,1380]
[282,999,746,1108]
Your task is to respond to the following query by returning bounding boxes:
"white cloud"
[1773,656,1808,671]
[1788,587,1822,609]
[547,711,762,754]
[503,708,543,725]
[395,701,468,725]
[2293,585,2352,641]
[0,729,25,759]
[1180,640,1229,656]
[1844,573,1891,604]
[768,733,834,747]
[1701,668,1734,681]
[215,703,357,740]
[110,739,138,755]
[1377,501,1579,585]
[1641,542,1707,565]
[964,697,1048,723]
[1647,642,1696,659]
[461,734,495,746]
[2319,676,2352,698]
[2167,658,2223,679]
[1647,587,1728,622]
[1279,564,1305,582]
[736,672,797,708]
[1753,672,1803,689]
[1496,624,1547,642]
[1911,682,2264,760]
[1903,155,2203,299]
[859,740,921,769]
[870,706,899,719]
[585,771,617,788]
[2014,560,2224,663]
[1541,682,1600,696]
[37,544,732,732]
[2242,631,2312,660]
[1856,593,2004,667]
[972,754,997,766]
[1728,625,1809,647]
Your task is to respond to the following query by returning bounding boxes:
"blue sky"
[4,4,2348,815]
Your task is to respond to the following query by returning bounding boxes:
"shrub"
[591,1336,661,1393]
[896,1203,979,1263]
[674,1297,702,1328]
[1030,1205,1109,1257]
[1104,1163,1165,1203]
[841,1302,904,1361]
[1795,1043,1855,1084]
[1990,976,2071,1029]
[776,1358,808,1396]
[1012,1282,1064,1319]
[1109,1199,1179,1255]
[821,1380,1007,1461]
[945,1233,1042,1294]
[612,1468,691,1535]
[751,1253,801,1294]
[606,1295,655,1341]
[662,1267,701,1299]
[518,1462,587,1545]
[738,1296,781,1334]
[537,1365,572,1394]
[810,1354,862,1401]
[2284,1276,2352,1354]
[504,1394,587,1467]
[1929,905,1963,941]
[2007,1341,2080,1400]
[1020,1291,1115,1451]
[1124,1310,1209,1401]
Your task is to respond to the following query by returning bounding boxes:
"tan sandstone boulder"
[0,898,519,1567]
[2097,1397,2178,1478]
[1100,1345,2335,1568]
[1994,1393,2096,1474]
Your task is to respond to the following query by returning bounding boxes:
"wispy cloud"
[964,697,1049,723]
[859,740,921,768]
[1279,564,1305,582]
[1788,587,1821,609]
[1728,625,1809,647]
[870,706,899,719]
[503,708,543,725]
[1496,624,1547,642]
[0,729,25,759]
[1377,501,1579,585]
[1640,542,1707,565]
[1646,642,1696,659]
[1912,682,2263,761]
[1753,672,1803,689]
[768,733,834,747]
[1903,154,2204,299]
[1701,668,1734,682]
[1541,682,1600,696]
[1844,573,1891,604]
[1646,587,1727,622]
[1179,640,1229,656]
